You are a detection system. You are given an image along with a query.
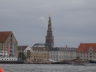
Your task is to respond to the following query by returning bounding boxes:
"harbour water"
[0,64,96,72]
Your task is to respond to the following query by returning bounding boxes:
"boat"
[0,57,24,64]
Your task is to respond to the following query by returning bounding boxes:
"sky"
[0,0,96,47]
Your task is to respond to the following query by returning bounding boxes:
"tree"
[18,52,26,61]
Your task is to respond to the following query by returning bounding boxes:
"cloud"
[39,16,46,21]
[0,0,96,47]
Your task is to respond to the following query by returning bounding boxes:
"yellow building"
[31,43,49,64]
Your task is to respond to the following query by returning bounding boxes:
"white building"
[24,46,32,57]
[63,47,77,61]
[49,48,58,62]
[49,47,77,62]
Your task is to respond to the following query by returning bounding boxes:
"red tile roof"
[0,31,11,43]
[78,43,96,52]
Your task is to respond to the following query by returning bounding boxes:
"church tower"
[45,17,54,49]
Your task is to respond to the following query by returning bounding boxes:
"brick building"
[77,43,96,61]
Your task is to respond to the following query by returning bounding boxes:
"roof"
[50,47,77,51]
[78,43,96,52]
[0,31,11,43]
[18,46,28,51]
[32,43,48,51]
[24,47,32,51]
[32,43,46,48]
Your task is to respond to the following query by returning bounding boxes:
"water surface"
[0,64,96,72]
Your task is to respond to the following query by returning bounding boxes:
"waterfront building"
[24,46,32,57]
[0,31,18,57]
[49,47,77,62]
[57,47,65,62]
[49,47,65,62]
[49,48,59,62]
[63,47,77,61]
[24,46,32,63]
[77,43,96,61]
[31,43,49,63]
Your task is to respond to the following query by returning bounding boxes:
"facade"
[57,48,65,62]
[49,48,59,62]
[24,46,32,63]
[24,46,32,57]
[77,43,96,61]
[0,31,18,57]
[31,43,49,63]
[63,47,77,61]
[49,47,77,62]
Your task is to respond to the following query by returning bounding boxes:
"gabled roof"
[0,31,11,43]
[78,43,96,52]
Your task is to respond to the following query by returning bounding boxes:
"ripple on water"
[0,64,96,72]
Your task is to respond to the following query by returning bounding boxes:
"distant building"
[0,31,18,57]
[24,46,32,57]
[31,43,49,63]
[63,47,77,61]
[24,46,32,63]
[49,48,59,62]
[77,43,96,61]
[49,47,77,62]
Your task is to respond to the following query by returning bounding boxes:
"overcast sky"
[0,0,96,47]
